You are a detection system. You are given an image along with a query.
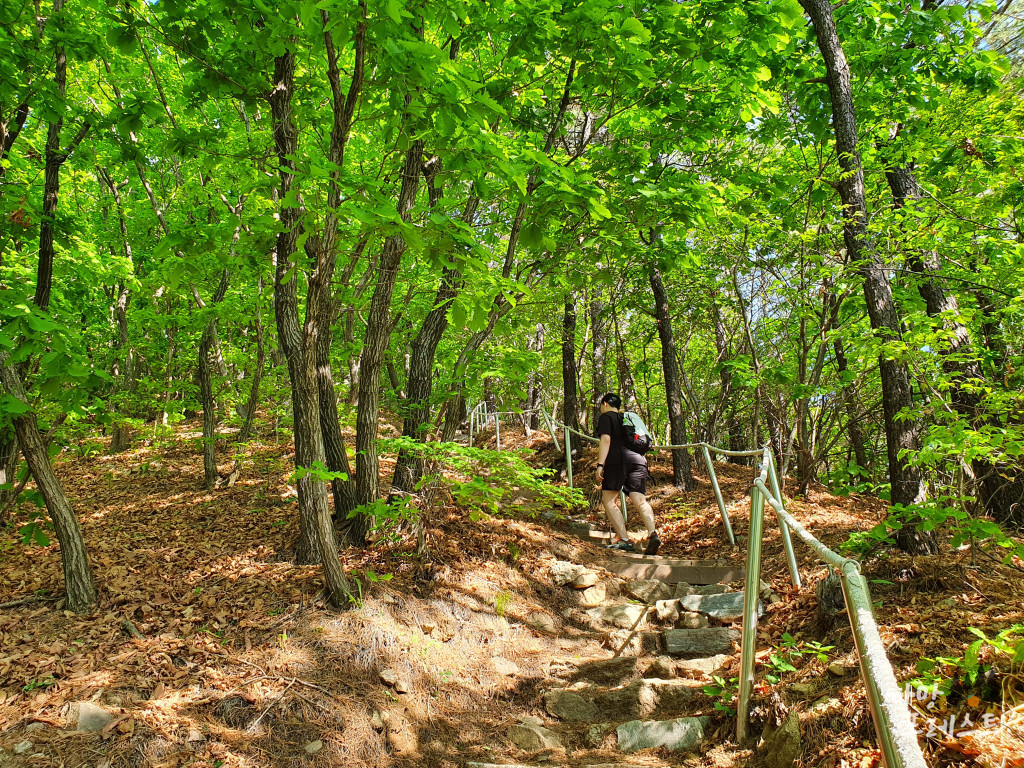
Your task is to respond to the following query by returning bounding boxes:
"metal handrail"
[538,418,926,766]
[739,447,927,768]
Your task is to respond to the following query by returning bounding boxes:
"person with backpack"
[594,392,660,555]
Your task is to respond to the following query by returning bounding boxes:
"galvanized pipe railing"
[739,447,927,768]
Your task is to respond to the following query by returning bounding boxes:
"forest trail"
[8,421,1018,767]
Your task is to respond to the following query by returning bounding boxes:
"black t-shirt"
[597,411,647,467]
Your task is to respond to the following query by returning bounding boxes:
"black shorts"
[602,462,647,495]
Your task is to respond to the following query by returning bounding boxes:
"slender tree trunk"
[561,295,581,437]
[0,436,20,518]
[354,138,423,507]
[799,0,935,553]
[524,323,545,430]
[833,339,869,474]
[650,267,695,490]
[270,50,352,606]
[198,271,230,490]
[590,290,609,431]
[238,289,266,443]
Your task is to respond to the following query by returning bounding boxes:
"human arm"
[596,434,610,482]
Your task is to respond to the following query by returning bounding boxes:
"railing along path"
[467,401,928,768]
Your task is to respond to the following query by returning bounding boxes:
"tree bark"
[237,284,266,444]
[590,290,609,431]
[1,355,96,612]
[650,266,695,490]
[885,163,1022,522]
[561,295,581,436]
[354,137,423,507]
[833,339,869,475]
[526,322,545,430]
[799,0,935,553]
[270,50,352,606]
[198,271,230,490]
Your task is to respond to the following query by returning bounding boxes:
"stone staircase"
[469,517,763,768]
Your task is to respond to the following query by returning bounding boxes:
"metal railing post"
[542,408,560,452]
[767,453,801,588]
[495,412,501,451]
[736,470,766,742]
[564,426,573,488]
[469,409,475,446]
[703,445,736,547]
[619,489,628,527]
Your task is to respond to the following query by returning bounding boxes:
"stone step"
[616,715,711,753]
[543,678,708,723]
[663,627,741,657]
[599,555,744,585]
[470,764,672,768]
[677,590,761,622]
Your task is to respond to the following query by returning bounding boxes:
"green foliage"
[702,675,739,715]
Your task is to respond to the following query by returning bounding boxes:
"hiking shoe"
[608,540,637,553]
[644,531,661,556]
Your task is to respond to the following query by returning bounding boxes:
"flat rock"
[616,716,710,753]
[808,696,842,717]
[491,657,520,676]
[527,612,558,633]
[691,584,730,595]
[759,710,801,768]
[827,662,851,677]
[677,611,709,629]
[674,583,696,598]
[304,740,323,754]
[550,561,587,586]
[790,682,816,695]
[674,654,732,677]
[573,582,609,608]
[605,630,662,657]
[663,628,741,657]
[572,571,601,588]
[569,657,638,687]
[508,723,561,751]
[679,591,758,622]
[14,741,33,755]
[584,723,611,748]
[586,604,647,629]
[75,702,114,732]
[624,579,673,603]
[544,689,599,722]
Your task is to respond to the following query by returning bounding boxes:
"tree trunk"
[526,322,545,430]
[0,436,20,518]
[561,295,581,437]
[886,163,1022,522]
[270,50,352,606]
[833,339,869,475]
[590,290,609,431]
[198,271,230,490]
[799,0,935,553]
[238,286,266,443]
[1,356,96,612]
[354,138,423,507]
[650,266,695,490]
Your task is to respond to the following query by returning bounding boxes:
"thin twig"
[247,678,296,733]
[0,595,55,610]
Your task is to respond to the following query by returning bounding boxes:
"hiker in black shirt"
[595,392,661,555]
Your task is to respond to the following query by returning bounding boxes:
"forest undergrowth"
[1,421,1023,768]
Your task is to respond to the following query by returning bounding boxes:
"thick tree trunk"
[590,290,609,431]
[1,356,96,612]
[561,295,581,437]
[650,267,695,490]
[270,51,352,606]
[886,163,1022,521]
[800,0,935,553]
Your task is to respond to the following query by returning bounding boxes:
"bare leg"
[629,491,656,535]
[601,490,630,541]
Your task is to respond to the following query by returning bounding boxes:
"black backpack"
[621,412,654,455]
